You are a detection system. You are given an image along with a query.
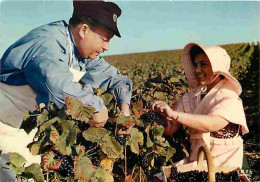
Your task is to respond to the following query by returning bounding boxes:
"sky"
[0,0,259,56]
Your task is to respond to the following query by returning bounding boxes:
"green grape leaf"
[9,153,27,175]
[155,136,170,148]
[28,142,40,156]
[65,96,95,123]
[166,147,176,162]
[60,120,74,131]
[60,120,79,145]
[142,94,154,103]
[75,145,85,155]
[48,102,58,116]
[74,155,96,180]
[154,125,164,137]
[91,168,114,182]
[153,91,166,100]
[37,109,49,125]
[38,116,61,134]
[9,164,25,175]
[100,93,113,107]
[93,88,105,96]
[50,126,60,145]
[145,125,154,148]
[50,126,71,155]
[169,77,179,83]
[9,153,26,175]
[129,128,144,154]
[131,101,144,119]
[83,127,109,144]
[154,145,167,156]
[66,127,79,145]
[101,134,123,159]
[23,163,44,182]
[20,112,37,134]
[116,115,135,129]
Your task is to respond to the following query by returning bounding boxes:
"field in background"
[104,42,260,180]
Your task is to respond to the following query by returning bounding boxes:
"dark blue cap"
[73,0,122,37]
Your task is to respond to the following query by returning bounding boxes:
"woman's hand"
[88,104,108,127]
[151,101,180,135]
[151,101,174,118]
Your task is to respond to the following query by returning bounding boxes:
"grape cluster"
[114,175,125,182]
[216,170,241,181]
[164,135,187,163]
[169,170,208,182]
[139,153,149,168]
[142,111,164,126]
[57,155,74,178]
[104,121,116,132]
[91,155,101,167]
[169,168,242,182]
[113,161,125,182]
[210,122,240,139]
[114,133,126,146]
[169,166,178,180]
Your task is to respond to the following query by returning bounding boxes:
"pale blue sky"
[0,0,259,56]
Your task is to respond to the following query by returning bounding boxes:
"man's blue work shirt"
[0,20,132,112]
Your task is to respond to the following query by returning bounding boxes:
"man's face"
[78,25,114,60]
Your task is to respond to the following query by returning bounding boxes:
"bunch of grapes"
[169,168,242,182]
[113,164,125,182]
[216,170,241,181]
[141,110,164,126]
[104,121,116,132]
[91,155,101,167]
[169,166,178,180]
[54,153,74,178]
[174,170,208,182]
[139,152,149,169]
[114,133,126,146]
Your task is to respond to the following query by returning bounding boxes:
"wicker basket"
[162,145,250,182]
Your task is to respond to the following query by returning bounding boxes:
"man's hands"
[88,104,108,127]
[120,103,131,116]
[88,103,130,128]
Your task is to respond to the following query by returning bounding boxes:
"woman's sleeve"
[81,57,132,105]
[208,97,249,134]
[175,96,185,112]
[24,39,103,112]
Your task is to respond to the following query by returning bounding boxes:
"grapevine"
[5,42,259,181]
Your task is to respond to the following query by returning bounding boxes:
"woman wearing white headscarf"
[152,43,249,168]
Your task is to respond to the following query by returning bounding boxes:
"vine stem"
[169,158,174,166]
[124,143,127,179]
[86,145,98,156]
[139,166,142,182]
[145,151,153,157]
[46,171,49,182]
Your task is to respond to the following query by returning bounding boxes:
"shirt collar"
[67,25,84,63]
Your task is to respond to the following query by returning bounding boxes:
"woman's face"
[193,54,215,86]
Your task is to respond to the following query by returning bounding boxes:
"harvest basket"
[162,145,250,182]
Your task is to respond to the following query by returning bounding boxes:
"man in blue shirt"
[0,0,132,128]
[0,1,132,180]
